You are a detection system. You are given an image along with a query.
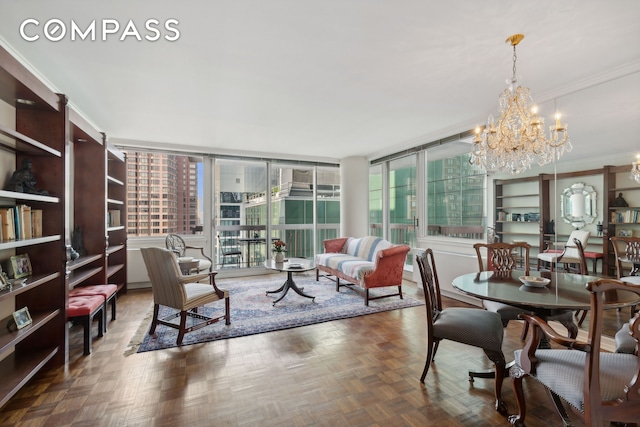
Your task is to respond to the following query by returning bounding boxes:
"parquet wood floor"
[0,277,630,426]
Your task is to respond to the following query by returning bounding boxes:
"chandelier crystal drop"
[631,154,640,184]
[470,34,572,174]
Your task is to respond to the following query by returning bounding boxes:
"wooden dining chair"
[509,278,640,426]
[474,242,578,341]
[416,249,508,414]
[611,236,640,320]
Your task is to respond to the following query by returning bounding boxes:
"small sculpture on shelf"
[612,192,629,207]
[596,221,603,236]
[71,225,86,257]
[547,219,555,235]
[3,158,49,196]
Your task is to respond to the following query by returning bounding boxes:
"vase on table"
[275,252,284,263]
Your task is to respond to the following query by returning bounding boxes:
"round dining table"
[452,270,640,316]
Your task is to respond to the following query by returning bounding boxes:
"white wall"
[414,237,482,306]
[339,156,369,237]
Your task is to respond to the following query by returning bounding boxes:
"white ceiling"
[0,1,639,165]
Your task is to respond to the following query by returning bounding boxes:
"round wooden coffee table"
[264,257,316,305]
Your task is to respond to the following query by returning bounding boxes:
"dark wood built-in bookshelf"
[0,44,128,407]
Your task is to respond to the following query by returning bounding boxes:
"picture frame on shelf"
[617,229,633,237]
[13,307,32,329]
[0,266,8,291]
[10,254,32,279]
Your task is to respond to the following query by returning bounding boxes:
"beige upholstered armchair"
[509,278,640,426]
[141,247,230,345]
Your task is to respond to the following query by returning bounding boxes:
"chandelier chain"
[512,45,517,83]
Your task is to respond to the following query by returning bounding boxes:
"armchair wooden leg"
[508,364,527,426]
[225,297,231,325]
[177,311,188,345]
[149,304,160,335]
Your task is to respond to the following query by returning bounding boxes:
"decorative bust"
[612,192,629,207]
[4,158,49,196]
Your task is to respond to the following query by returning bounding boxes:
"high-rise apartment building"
[125,151,202,236]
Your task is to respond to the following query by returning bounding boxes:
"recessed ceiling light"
[16,98,35,105]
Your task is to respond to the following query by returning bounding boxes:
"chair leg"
[225,297,231,325]
[484,348,507,415]
[559,318,578,339]
[520,322,529,341]
[420,336,437,383]
[576,310,588,327]
[508,365,527,427]
[177,310,188,345]
[149,304,160,335]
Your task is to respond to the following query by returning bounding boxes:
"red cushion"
[584,252,603,259]
[68,295,104,317]
[70,284,118,300]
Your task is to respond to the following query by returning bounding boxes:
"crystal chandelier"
[631,154,640,184]
[470,34,572,174]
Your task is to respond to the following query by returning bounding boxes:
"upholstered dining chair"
[141,247,230,345]
[416,249,508,415]
[474,242,578,341]
[536,229,590,272]
[509,278,640,427]
[165,233,213,273]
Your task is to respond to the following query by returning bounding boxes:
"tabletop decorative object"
[273,239,286,263]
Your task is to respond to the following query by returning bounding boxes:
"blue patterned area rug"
[132,274,423,353]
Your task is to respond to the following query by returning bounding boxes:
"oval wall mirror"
[560,182,597,229]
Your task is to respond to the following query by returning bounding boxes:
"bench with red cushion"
[67,294,104,355]
[69,284,118,331]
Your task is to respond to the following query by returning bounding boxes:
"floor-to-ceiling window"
[214,158,268,268]
[368,136,487,267]
[123,149,340,270]
[369,156,418,268]
[389,155,418,253]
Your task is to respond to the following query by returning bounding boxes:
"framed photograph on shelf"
[10,254,32,279]
[617,229,633,237]
[13,307,32,329]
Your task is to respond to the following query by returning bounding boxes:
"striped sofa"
[315,236,410,305]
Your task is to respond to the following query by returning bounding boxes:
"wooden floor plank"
[0,276,630,426]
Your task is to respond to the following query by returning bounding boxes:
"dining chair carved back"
[509,278,640,427]
[416,248,508,414]
[474,242,578,341]
[611,236,640,279]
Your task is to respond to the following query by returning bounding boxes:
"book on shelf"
[107,209,121,227]
[0,208,15,241]
[31,209,43,238]
[20,204,32,239]
[610,209,640,224]
[0,205,42,241]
